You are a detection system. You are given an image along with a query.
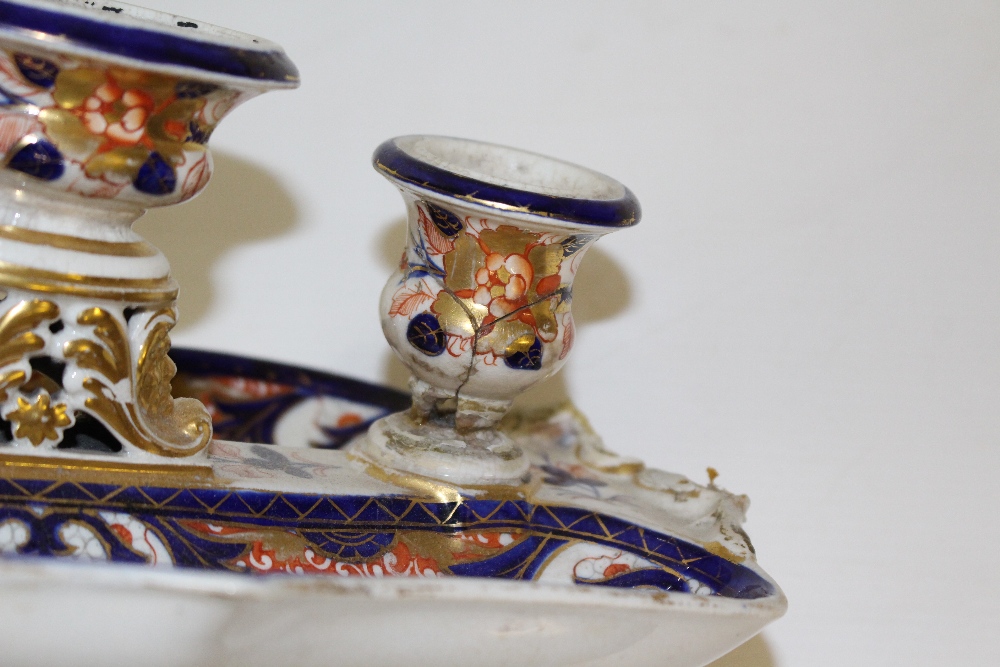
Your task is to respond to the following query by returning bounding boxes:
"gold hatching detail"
[0,487,734,588]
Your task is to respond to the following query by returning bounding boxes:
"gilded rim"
[373,136,641,229]
[0,0,299,86]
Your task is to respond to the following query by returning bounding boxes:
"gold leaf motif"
[64,308,128,383]
[52,68,105,109]
[5,393,72,446]
[136,313,193,428]
[504,334,537,357]
[432,292,483,336]
[0,370,26,403]
[479,227,537,258]
[481,319,533,356]
[443,233,483,293]
[64,307,211,457]
[82,146,148,180]
[37,108,103,159]
[108,68,175,104]
[529,299,559,341]
[0,299,59,368]
[528,243,564,286]
[146,98,203,143]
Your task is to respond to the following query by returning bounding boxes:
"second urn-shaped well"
[354,136,639,485]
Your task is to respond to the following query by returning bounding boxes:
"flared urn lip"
[374,135,641,229]
[0,0,298,88]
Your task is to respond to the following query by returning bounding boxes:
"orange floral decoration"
[38,67,212,184]
[431,222,567,358]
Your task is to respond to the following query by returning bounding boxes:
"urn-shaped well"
[0,0,296,465]
[359,136,639,484]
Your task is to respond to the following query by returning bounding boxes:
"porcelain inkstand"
[0,4,785,666]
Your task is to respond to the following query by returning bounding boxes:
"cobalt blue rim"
[0,477,776,599]
[0,0,298,85]
[373,136,641,229]
[169,347,411,414]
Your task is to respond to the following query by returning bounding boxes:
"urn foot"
[351,411,530,486]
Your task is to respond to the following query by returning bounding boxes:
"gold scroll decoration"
[0,299,60,402]
[64,307,211,457]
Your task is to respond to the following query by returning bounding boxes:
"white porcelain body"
[0,558,783,667]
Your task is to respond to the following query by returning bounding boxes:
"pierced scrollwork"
[63,307,128,384]
[0,299,60,403]
[5,391,72,446]
[0,299,65,446]
[0,289,210,460]
[64,306,211,458]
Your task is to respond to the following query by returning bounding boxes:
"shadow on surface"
[706,634,778,667]
[134,152,300,332]
[374,217,634,403]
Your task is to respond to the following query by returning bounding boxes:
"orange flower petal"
[536,274,561,296]
[474,286,492,305]
[505,254,533,284]
[83,111,107,134]
[505,274,527,300]
[486,253,504,271]
[490,299,513,317]
[120,106,147,132]
[105,122,144,145]
[95,82,120,103]
[121,88,153,108]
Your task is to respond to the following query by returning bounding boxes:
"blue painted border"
[169,347,410,447]
[374,137,641,228]
[0,1,298,84]
[170,347,410,411]
[0,476,775,599]
[1,348,775,599]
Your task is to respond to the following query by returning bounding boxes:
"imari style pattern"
[374,135,639,430]
[0,0,297,203]
[0,47,239,202]
[0,348,778,603]
[0,2,297,463]
[170,348,409,449]
[0,443,774,600]
[362,137,643,484]
[0,7,786,666]
[390,200,583,374]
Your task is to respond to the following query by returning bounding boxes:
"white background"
[134,2,998,665]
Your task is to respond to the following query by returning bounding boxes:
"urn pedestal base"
[350,411,530,486]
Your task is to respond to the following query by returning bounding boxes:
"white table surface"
[133,1,999,664]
